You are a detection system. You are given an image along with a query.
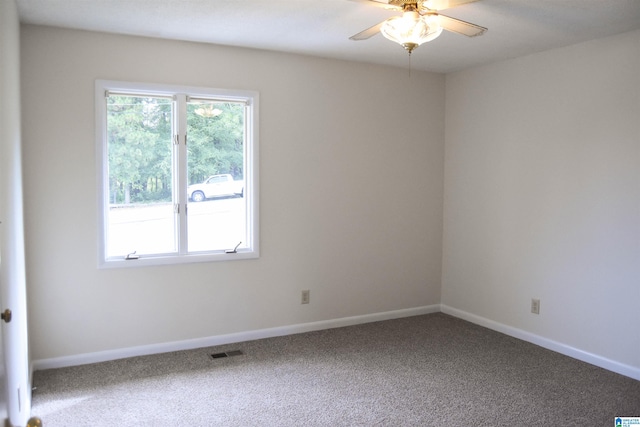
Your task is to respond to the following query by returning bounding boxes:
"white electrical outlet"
[531,298,540,314]
[301,290,310,304]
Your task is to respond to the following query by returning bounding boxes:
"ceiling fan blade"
[423,0,480,11]
[437,13,487,37]
[349,21,385,41]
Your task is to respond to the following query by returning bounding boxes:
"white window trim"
[95,80,259,268]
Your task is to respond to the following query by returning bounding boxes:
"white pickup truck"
[187,174,244,202]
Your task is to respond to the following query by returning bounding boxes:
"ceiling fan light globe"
[380,11,443,51]
[422,14,444,42]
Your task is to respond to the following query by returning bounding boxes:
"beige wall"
[443,30,640,371]
[21,26,445,362]
[22,23,639,378]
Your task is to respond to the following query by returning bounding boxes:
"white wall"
[443,30,640,374]
[21,26,445,362]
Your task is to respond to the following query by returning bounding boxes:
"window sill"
[98,250,259,269]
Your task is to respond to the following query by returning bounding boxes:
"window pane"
[105,95,176,257]
[186,100,247,252]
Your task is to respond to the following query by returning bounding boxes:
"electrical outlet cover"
[531,298,540,314]
[301,290,310,304]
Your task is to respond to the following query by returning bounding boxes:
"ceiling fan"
[350,0,487,54]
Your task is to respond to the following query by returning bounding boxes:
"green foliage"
[187,101,244,184]
[106,96,244,204]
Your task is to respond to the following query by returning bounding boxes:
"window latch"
[125,251,139,260]
[225,241,242,254]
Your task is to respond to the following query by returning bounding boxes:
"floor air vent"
[210,350,243,359]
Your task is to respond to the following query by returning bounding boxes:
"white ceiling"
[16,0,640,73]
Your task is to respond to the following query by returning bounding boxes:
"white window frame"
[96,80,259,268]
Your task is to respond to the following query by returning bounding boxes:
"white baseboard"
[31,304,440,371]
[32,303,639,382]
[441,304,640,381]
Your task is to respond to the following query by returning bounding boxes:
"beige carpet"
[31,313,640,426]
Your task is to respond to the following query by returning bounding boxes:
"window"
[96,80,258,267]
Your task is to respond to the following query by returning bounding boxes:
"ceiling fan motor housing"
[389,1,432,15]
[389,0,422,6]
